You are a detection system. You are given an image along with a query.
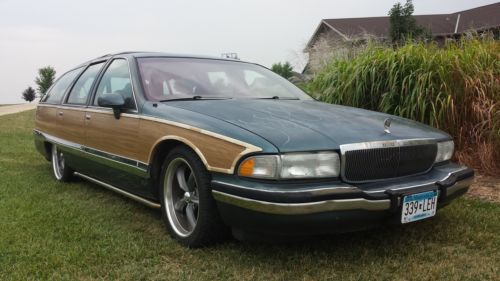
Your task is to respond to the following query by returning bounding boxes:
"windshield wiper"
[159,96,233,102]
[254,96,299,100]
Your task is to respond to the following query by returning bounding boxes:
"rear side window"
[66,62,104,105]
[42,68,82,104]
[94,59,135,110]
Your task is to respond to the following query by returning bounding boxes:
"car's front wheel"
[160,146,228,247]
[51,144,74,181]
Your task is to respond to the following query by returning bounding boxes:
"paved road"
[0,103,38,117]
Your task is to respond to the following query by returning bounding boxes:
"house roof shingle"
[309,2,500,46]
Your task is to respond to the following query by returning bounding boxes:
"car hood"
[167,100,449,152]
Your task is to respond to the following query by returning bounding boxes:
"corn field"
[308,37,500,174]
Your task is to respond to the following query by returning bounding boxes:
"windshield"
[137,57,312,101]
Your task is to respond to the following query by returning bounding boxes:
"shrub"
[307,36,500,174]
[35,66,56,99]
[271,62,294,79]
[22,86,36,102]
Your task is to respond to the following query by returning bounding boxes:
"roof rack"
[95,51,144,59]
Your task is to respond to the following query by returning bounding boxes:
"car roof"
[68,51,260,77]
[85,51,243,64]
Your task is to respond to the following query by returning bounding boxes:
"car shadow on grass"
[69,174,458,260]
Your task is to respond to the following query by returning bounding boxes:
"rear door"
[58,62,105,143]
[58,62,106,167]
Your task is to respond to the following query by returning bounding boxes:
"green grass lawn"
[1,110,499,281]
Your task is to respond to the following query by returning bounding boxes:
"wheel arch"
[149,136,211,194]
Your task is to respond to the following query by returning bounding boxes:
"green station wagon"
[34,52,474,247]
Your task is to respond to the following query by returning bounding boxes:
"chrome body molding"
[34,128,80,150]
[211,180,359,196]
[82,146,149,171]
[34,129,149,178]
[38,103,139,115]
[339,138,437,183]
[339,138,437,152]
[362,166,469,195]
[212,190,391,215]
[74,172,160,208]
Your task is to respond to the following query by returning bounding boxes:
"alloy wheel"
[163,158,200,237]
[52,145,65,180]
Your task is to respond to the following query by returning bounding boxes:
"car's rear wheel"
[160,146,229,247]
[51,144,73,182]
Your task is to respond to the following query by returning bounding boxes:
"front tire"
[51,144,73,182]
[159,146,229,247]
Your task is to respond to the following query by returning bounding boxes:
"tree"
[22,86,36,103]
[271,62,294,79]
[35,66,56,98]
[388,0,428,44]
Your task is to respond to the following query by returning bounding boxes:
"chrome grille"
[340,139,437,183]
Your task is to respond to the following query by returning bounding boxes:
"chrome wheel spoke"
[176,167,189,192]
[190,192,199,204]
[185,203,197,229]
[174,198,188,211]
[52,146,64,180]
[59,152,65,170]
[187,173,196,191]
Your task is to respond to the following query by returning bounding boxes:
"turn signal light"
[238,157,255,177]
[237,156,278,179]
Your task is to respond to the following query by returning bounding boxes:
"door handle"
[58,111,63,116]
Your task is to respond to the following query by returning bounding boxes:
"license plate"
[401,190,438,224]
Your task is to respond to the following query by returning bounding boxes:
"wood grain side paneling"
[34,105,262,174]
[55,109,86,144]
[138,119,249,172]
[35,106,57,135]
[84,111,140,160]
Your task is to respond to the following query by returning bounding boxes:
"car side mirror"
[98,93,125,119]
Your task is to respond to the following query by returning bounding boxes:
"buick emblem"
[384,118,392,134]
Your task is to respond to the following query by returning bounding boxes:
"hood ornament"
[384,118,392,134]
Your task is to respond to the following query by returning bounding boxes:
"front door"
[84,59,146,196]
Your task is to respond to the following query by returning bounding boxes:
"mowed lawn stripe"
[0,110,498,281]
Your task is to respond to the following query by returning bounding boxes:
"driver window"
[94,59,136,110]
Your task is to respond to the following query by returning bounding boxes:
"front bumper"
[211,162,474,235]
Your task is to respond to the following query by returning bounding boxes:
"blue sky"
[0,0,497,103]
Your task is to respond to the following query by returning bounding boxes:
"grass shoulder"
[0,110,498,280]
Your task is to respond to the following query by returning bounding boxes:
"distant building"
[306,2,500,48]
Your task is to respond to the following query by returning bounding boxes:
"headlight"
[280,152,340,178]
[238,152,340,179]
[435,140,454,163]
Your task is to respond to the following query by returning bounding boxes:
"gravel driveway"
[0,103,38,117]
